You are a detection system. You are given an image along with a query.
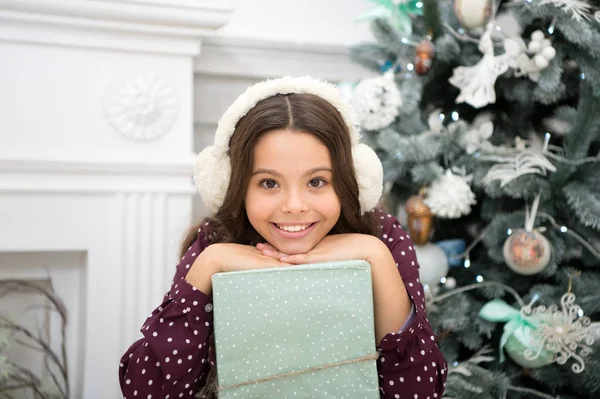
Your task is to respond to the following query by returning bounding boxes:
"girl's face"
[245,129,341,255]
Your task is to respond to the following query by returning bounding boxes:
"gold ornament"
[503,229,551,275]
[405,191,434,245]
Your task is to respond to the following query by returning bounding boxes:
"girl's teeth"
[277,224,310,232]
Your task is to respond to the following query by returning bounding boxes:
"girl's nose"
[281,189,308,214]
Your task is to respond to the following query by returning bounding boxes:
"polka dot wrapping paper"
[212,260,380,398]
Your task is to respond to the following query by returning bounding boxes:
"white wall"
[218,0,375,46]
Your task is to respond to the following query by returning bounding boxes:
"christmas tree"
[348,0,600,397]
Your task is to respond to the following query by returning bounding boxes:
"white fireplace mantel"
[0,1,232,397]
[0,0,233,55]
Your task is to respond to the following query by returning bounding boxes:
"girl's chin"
[270,241,317,256]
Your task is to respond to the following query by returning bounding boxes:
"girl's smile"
[271,221,318,238]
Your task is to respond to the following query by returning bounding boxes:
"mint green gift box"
[212,260,380,398]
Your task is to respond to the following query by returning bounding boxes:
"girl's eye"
[260,179,279,189]
[309,178,327,188]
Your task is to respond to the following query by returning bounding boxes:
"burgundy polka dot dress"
[119,211,448,398]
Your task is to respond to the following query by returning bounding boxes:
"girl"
[119,76,447,398]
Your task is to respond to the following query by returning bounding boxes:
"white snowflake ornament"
[522,292,595,373]
[352,70,402,131]
[424,169,477,219]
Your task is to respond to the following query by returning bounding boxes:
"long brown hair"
[180,93,379,256]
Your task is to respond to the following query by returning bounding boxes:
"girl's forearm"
[369,249,412,343]
[185,246,218,296]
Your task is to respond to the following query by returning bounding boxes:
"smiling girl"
[119,77,447,398]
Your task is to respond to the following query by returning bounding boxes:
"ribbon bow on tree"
[480,293,595,373]
[479,299,541,363]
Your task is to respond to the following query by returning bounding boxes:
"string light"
[560,226,568,233]
[464,257,471,268]
[507,228,513,236]
[476,275,484,283]
[415,1,423,8]
[406,63,414,71]
[580,73,586,80]
[440,277,447,284]
[548,16,557,35]
[451,111,460,121]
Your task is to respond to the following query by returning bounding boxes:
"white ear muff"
[353,143,384,214]
[193,145,231,214]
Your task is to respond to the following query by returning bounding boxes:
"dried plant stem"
[0,279,70,398]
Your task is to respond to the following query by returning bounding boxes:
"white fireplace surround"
[0,1,372,397]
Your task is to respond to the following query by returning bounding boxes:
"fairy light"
[440,277,447,284]
[476,275,484,283]
[464,257,471,268]
[507,228,513,236]
[560,226,568,233]
[415,2,423,9]
[406,63,414,71]
[580,73,586,80]
[438,113,445,121]
[548,16,557,35]
[451,111,460,121]
[401,37,409,44]
[578,309,584,317]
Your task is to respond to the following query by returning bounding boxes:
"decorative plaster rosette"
[102,70,179,141]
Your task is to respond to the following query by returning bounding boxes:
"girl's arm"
[374,213,448,398]
[119,229,215,398]
[368,240,413,342]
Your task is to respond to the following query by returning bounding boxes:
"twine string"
[217,352,379,391]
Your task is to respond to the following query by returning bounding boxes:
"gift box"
[212,260,380,398]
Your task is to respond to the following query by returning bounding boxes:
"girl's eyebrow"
[251,167,332,177]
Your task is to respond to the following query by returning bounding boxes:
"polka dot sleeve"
[119,224,215,399]
[374,211,448,399]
